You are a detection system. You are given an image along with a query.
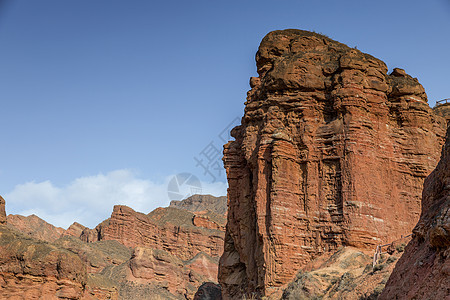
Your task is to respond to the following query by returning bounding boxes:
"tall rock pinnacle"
[218,29,446,298]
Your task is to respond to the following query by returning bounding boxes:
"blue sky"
[1,0,449,228]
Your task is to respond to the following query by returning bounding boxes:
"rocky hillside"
[380,126,450,299]
[219,29,446,298]
[170,194,227,215]
[7,214,65,242]
[0,194,227,299]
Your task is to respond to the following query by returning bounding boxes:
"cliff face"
[219,29,446,298]
[84,205,224,261]
[380,126,450,299]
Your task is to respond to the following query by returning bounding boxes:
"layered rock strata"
[83,205,224,261]
[380,126,450,299]
[219,29,446,298]
[0,201,87,300]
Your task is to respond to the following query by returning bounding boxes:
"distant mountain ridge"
[0,194,227,299]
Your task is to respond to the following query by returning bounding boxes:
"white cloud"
[4,169,227,229]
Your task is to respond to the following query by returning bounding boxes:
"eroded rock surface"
[170,194,227,215]
[78,194,226,299]
[0,196,6,225]
[0,225,87,299]
[7,214,65,243]
[219,29,446,298]
[380,126,450,299]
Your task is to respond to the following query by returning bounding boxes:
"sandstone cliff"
[219,29,446,298]
[380,126,450,299]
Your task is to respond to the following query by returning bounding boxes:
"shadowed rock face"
[194,282,222,300]
[380,127,450,300]
[219,29,446,298]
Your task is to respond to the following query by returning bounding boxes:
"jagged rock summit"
[219,29,446,298]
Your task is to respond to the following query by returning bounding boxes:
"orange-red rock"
[380,126,450,299]
[7,214,65,243]
[0,224,87,299]
[170,194,227,215]
[0,196,6,225]
[433,101,450,124]
[219,29,446,298]
[92,205,224,261]
[63,222,89,238]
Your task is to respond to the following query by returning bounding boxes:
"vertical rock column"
[219,29,446,298]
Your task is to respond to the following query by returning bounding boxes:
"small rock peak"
[433,99,450,124]
[249,77,261,88]
[0,195,6,225]
[391,68,407,77]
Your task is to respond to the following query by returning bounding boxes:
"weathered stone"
[63,222,89,238]
[194,282,222,300]
[0,196,6,225]
[219,29,446,298]
[0,225,87,299]
[7,214,65,242]
[170,194,227,215]
[380,126,450,300]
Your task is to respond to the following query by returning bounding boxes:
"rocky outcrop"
[7,214,65,243]
[219,29,446,298]
[128,247,218,299]
[0,194,227,299]
[63,222,89,238]
[433,101,450,124]
[74,195,226,299]
[90,205,224,261]
[0,196,6,224]
[0,225,87,299]
[380,127,450,299]
[170,194,227,215]
[281,245,407,300]
[194,282,222,300]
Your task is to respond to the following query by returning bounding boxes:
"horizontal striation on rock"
[218,29,446,298]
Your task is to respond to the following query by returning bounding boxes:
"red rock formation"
[90,205,224,261]
[380,127,450,299]
[170,194,228,215]
[433,101,450,124]
[63,222,89,238]
[0,225,87,299]
[75,196,227,299]
[0,196,6,225]
[128,247,218,299]
[7,214,65,243]
[219,29,446,298]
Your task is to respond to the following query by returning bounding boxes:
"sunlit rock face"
[380,126,450,300]
[218,29,446,298]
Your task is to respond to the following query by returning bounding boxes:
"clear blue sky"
[1,0,449,227]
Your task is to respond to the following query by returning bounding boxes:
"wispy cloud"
[4,169,227,229]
